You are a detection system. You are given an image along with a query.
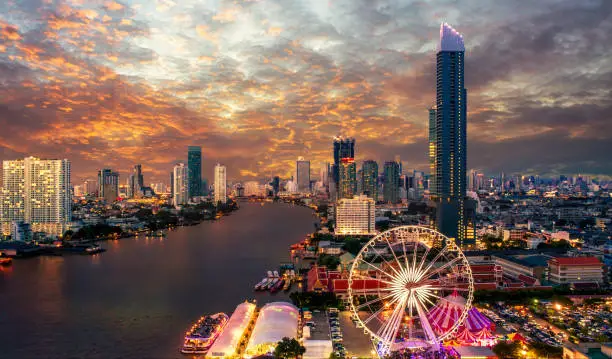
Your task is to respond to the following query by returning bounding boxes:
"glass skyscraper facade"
[432,23,471,246]
[332,137,355,199]
[383,161,400,204]
[339,158,356,199]
[187,146,202,198]
[361,160,378,201]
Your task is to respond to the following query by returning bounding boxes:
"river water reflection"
[0,202,317,359]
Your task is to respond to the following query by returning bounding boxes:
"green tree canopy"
[274,337,306,359]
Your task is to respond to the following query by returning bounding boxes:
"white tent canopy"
[303,340,333,359]
[245,302,299,357]
[208,301,256,358]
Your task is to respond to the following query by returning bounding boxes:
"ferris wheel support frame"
[347,225,474,358]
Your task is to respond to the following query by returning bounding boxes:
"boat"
[270,279,285,293]
[181,312,229,354]
[0,255,12,266]
[264,278,279,291]
[254,277,268,291]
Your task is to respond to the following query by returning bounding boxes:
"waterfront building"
[187,146,202,198]
[245,302,299,357]
[97,169,119,203]
[335,195,375,235]
[11,221,32,241]
[548,257,603,285]
[338,158,357,199]
[1,157,71,237]
[173,163,188,206]
[431,23,470,246]
[169,171,174,198]
[296,158,311,193]
[383,161,400,203]
[128,164,144,198]
[332,137,355,199]
[271,176,280,195]
[214,163,227,204]
[207,302,256,358]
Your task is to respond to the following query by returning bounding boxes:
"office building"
[339,158,357,199]
[1,157,71,237]
[428,107,437,194]
[173,163,188,206]
[271,176,280,195]
[169,171,174,198]
[548,257,603,285]
[128,164,144,198]
[296,158,311,193]
[332,137,355,199]
[187,146,202,198]
[98,169,119,203]
[383,161,400,203]
[83,179,97,196]
[431,23,470,245]
[214,163,227,204]
[335,195,376,235]
[361,160,378,200]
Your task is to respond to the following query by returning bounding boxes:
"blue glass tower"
[187,146,202,198]
[432,23,471,246]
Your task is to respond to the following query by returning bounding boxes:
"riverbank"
[0,202,316,359]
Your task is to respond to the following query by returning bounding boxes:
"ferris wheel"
[347,226,474,357]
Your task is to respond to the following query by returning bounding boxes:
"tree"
[342,238,364,256]
[328,353,341,359]
[274,337,305,359]
[492,340,521,359]
[317,254,340,268]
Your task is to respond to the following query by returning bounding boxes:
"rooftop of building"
[494,254,552,268]
[549,256,602,266]
[439,23,465,52]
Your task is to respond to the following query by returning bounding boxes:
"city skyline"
[1,1,610,182]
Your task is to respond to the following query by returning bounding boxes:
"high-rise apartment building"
[361,160,378,200]
[296,158,311,193]
[339,158,357,199]
[97,169,119,203]
[187,146,202,198]
[1,157,71,237]
[173,163,188,206]
[214,163,227,204]
[431,23,471,246]
[383,161,400,203]
[335,195,375,235]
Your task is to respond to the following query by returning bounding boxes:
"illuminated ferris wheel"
[347,226,474,357]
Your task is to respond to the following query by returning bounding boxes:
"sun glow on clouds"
[0,0,611,181]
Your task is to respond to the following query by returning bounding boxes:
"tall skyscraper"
[296,158,311,193]
[173,163,188,206]
[339,158,357,199]
[361,160,378,200]
[214,163,227,204]
[432,23,470,246]
[428,107,437,194]
[97,169,119,203]
[332,137,355,199]
[1,157,71,236]
[169,171,174,198]
[383,161,400,203]
[129,164,144,198]
[187,146,202,198]
[271,176,280,195]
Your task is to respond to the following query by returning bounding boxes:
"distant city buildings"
[188,146,202,198]
[383,161,400,203]
[214,164,227,204]
[360,160,378,201]
[0,157,71,237]
[296,158,311,193]
[97,169,119,203]
[335,195,376,235]
[173,163,188,206]
[339,158,357,199]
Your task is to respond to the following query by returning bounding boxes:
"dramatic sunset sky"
[1,0,611,183]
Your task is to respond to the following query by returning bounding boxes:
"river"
[0,202,317,359]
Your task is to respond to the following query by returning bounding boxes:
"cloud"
[0,0,611,183]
